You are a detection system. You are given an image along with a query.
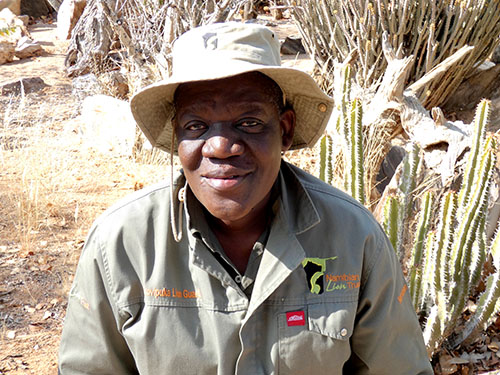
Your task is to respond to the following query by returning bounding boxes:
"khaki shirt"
[59,162,433,374]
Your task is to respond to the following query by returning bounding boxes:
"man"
[59,22,433,374]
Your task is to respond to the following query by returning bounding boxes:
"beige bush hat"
[130,22,333,153]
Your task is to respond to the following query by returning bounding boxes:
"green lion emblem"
[302,257,337,294]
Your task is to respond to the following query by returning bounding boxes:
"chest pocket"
[278,301,356,375]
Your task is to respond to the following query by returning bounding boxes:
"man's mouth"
[202,172,250,190]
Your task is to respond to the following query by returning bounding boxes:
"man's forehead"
[174,73,281,112]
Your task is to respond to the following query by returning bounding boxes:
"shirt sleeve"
[344,230,434,375]
[58,226,138,374]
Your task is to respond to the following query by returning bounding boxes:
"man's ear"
[280,109,296,152]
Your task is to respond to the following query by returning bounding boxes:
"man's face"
[174,73,295,226]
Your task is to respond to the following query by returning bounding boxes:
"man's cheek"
[178,141,204,170]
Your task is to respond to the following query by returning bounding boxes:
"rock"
[493,44,500,64]
[17,14,28,25]
[15,36,42,58]
[0,39,14,64]
[72,73,103,101]
[57,0,86,40]
[6,330,16,339]
[0,0,20,15]
[0,7,26,40]
[280,35,306,55]
[80,95,138,156]
[0,77,48,95]
[20,0,52,17]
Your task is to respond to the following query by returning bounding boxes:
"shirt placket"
[235,203,306,374]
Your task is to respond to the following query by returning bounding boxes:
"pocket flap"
[307,302,356,341]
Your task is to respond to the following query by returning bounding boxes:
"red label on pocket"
[286,311,305,326]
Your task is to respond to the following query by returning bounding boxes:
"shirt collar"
[277,161,321,234]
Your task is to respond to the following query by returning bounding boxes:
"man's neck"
[207,198,271,274]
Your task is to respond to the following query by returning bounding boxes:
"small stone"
[0,76,48,95]
[24,305,36,313]
[280,35,306,55]
[33,344,40,350]
[15,36,43,59]
[0,40,15,64]
[17,14,28,25]
[42,310,52,320]
[6,330,16,339]
[35,303,44,310]
[50,298,59,305]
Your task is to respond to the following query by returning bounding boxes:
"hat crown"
[172,23,281,79]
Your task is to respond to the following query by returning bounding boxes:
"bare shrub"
[66,0,251,90]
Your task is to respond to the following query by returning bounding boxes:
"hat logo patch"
[202,32,218,50]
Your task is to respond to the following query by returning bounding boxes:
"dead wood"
[65,0,115,77]
[65,0,251,86]
[364,34,476,220]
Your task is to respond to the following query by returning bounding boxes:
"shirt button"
[340,328,348,337]
[318,103,328,113]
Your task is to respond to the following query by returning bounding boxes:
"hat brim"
[130,64,333,153]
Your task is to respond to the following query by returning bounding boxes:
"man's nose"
[202,125,244,158]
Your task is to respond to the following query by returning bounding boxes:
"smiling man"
[58,23,433,374]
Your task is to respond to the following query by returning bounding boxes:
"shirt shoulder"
[284,162,381,233]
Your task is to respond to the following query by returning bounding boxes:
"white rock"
[0,39,14,64]
[57,0,86,40]
[15,36,42,59]
[6,330,16,339]
[80,95,138,156]
[0,7,25,41]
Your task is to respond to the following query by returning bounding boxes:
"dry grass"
[1,93,175,248]
[0,87,178,373]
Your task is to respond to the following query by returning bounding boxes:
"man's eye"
[185,122,206,131]
[237,120,263,132]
